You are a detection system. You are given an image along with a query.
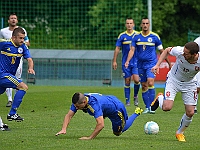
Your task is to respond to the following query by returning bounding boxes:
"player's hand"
[55,130,66,136]
[79,136,92,140]
[125,61,129,68]
[151,65,159,74]
[112,62,117,70]
[28,69,35,75]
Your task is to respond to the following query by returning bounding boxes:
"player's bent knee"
[18,82,28,91]
[113,131,122,136]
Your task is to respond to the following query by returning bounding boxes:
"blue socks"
[9,90,26,115]
[122,113,139,132]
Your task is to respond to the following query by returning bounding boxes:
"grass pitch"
[0,85,200,150]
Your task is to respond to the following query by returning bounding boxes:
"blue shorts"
[0,73,22,94]
[122,65,138,78]
[138,68,155,82]
[109,103,128,134]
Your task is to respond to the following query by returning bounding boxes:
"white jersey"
[167,46,200,82]
[194,37,200,50]
[0,26,29,42]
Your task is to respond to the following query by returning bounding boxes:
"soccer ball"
[144,121,159,135]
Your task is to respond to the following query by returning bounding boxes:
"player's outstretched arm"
[56,110,75,136]
[151,47,171,74]
[79,116,104,140]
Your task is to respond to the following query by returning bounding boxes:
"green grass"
[0,85,200,150]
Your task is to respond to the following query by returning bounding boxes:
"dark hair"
[185,42,199,55]
[72,93,80,104]
[8,13,18,19]
[12,27,25,36]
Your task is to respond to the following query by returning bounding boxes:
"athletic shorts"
[0,73,22,94]
[122,65,138,78]
[109,103,128,134]
[138,68,155,82]
[164,76,198,105]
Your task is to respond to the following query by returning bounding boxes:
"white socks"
[177,113,192,134]
[158,95,164,109]
[6,88,12,102]
[0,117,4,127]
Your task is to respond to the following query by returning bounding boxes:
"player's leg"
[122,107,143,132]
[146,68,156,112]
[176,86,197,142]
[0,116,10,131]
[122,66,131,105]
[5,88,13,107]
[0,74,27,122]
[8,81,28,122]
[131,66,140,106]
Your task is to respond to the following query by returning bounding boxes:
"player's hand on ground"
[28,69,35,75]
[55,130,66,136]
[124,62,129,68]
[151,65,159,74]
[79,136,92,140]
[112,62,117,70]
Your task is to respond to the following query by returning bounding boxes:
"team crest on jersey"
[166,91,170,97]
[147,38,152,42]
[18,47,23,53]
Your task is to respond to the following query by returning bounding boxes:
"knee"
[18,82,28,91]
[113,131,122,136]
[162,105,172,111]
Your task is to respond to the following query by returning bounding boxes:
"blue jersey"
[132,31,163,68]
[116,30,139,66]
[0,40,31,75]
[70,93,128,120]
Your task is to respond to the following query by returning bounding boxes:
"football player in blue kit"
[56,93,143,140]
[0,27,35,128]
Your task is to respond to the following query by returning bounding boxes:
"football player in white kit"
[150,42,199,142]
[0,13,30,107]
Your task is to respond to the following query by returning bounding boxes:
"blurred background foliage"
[0,0,200,49]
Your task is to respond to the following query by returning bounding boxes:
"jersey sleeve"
[115,34,123,47]
[155,36,163,50]
[70,104,77,113]
[22,45,32,59]
[169,46,183,57]
[194,37,200,50]
[0,30,3,38]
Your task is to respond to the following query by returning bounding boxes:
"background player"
[0,13,30,107]
[125,18,171,113]
[113,18,140,106]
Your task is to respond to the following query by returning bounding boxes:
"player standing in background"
[113,18,140,106]
[0,13,30,107]
[125,18,171,113]
[151,42,199,142]
[193,36,200,114]
[0,27,35,126]
[56,92,143,139]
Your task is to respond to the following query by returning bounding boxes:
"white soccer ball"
[144,121,159,135]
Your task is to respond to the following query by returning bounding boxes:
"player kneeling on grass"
[56,92,143,140]
[150,42,199,142]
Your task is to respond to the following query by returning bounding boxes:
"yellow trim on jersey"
[0,38,8,42]
[136,42,155,46]
[118,30,139,38]
[118,111,125,130]
[122,41,132,44]
[5,76,20,86]
[87,105,94,113]
[1,51,23,57]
